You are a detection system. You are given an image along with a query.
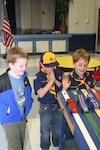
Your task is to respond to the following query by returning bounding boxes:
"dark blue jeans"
[39,103,61,150]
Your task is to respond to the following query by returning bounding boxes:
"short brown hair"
[72,48,90,63]
[6,47,29,64]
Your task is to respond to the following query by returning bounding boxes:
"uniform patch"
[59,76,62,80]
[88,81,91,85]
[33,75,37,80]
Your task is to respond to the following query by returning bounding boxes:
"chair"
[94,66,100,86]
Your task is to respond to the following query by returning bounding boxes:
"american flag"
[2,0,13,48]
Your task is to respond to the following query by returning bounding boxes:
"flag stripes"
[2,0,13,48]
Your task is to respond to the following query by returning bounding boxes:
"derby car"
[67,98,78,113]
[78,94,89,112]
[87,93,100,109]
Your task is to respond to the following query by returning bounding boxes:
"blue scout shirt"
[68,70,96,91]
[34,69,62,104]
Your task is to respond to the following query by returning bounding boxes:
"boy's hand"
[62,76,71,91]
[50,71,56,83]
[94,85,100,91]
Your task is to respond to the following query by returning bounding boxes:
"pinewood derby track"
[57,89,100,150]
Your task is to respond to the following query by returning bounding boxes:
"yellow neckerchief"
[41,67,57,98]
[70,71,90,91]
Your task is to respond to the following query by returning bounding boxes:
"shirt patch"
[88,81,91,85]
[33,75,37,80]
[59,76,62,80]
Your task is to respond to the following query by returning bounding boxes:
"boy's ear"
[39,61,44,71]
[40,61,43,67]
[8,62,13,68]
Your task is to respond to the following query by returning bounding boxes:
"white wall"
[20,0,100,33]
[1,0,100,35]
[31,0,42,29]
[41,0,55,29]
[68,0,96,33]
[20,0,32,29]
[20,0,55,30]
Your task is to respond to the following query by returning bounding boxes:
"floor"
[0,52,100,150]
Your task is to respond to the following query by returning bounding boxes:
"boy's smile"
[73,58,88,78]
[9,58,28,78]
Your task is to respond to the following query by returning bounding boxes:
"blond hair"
[6,47,29,64]
[72,48,90,63]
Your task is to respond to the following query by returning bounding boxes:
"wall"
[41,0,55,30]
[18,0,100,52]
[67,0,99,51]
[20,0,55,31]
[68,0,100,40]
[68,0,95,33]
[31,0,42,29]
[0,0,100,53]
[21,0,32,30]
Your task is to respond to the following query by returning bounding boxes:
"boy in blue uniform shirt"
[34,52,62,150]
[62,48,99,140]
[62,48,96,91]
